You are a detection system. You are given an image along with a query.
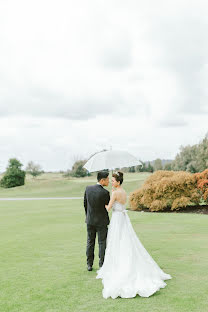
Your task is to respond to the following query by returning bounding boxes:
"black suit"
[84,184,110,267]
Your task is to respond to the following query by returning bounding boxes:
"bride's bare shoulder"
[121,188,127,195]
[113,188,126,199]
[112,189,119,197]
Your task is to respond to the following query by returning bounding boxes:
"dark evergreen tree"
[147,162,154,172]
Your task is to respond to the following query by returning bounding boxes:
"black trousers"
[86,224,108,267]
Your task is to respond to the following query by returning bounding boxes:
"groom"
[84,171,110,271]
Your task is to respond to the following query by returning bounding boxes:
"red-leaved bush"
[129,170,201,211]
[194,169,208,203]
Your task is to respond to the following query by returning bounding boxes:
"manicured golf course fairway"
[0,173,207,311]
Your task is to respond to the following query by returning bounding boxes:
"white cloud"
[0,0,207,170]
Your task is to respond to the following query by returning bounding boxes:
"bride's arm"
[105,191,117,212]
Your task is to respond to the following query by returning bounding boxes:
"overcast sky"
[0,0,207,171]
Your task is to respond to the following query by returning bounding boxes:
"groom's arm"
[84,189,87,216]
[105,191,110,205]
[107,192,110,204]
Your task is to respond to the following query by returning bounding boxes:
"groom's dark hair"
[97,171,109,181]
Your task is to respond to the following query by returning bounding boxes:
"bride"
[96,171,172,299]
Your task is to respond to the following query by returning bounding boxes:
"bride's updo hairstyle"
[112,171,124,185]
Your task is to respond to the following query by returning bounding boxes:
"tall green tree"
[171,133,208,172]
[0,158,26,188]
[147,162,154,172]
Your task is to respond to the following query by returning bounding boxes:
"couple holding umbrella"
[83,150,172,299]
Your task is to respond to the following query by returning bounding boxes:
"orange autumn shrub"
[194,169,208,202]
[129,170,201,211]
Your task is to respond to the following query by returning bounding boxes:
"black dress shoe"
[87,265,92,271]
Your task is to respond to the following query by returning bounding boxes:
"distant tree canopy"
[64,160,90,178]
[72,160,90,177]
[26,161,43,178]
[136,161,154,173]
[0,158,26,188]
[147,162,154,172]
[164,163,172,171]
[171,133,208,173]
[128,166,135,172]
[153,158,163,171]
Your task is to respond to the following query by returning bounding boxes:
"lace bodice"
[112,201,127,212]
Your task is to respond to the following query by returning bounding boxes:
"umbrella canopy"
[83,150,142,172]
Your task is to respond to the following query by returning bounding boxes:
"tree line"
[126,133,208,174]
[0,133,207,187]
[60,133,208,177]
[0,159,43,188]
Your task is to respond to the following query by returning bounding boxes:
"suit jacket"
[84,184,110,226]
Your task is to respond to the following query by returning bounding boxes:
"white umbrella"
[83,150,142,172]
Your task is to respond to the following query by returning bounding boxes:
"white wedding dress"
[96,201,172,299]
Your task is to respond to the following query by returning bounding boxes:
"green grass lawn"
[0,172,207,311]
[0,199,207,312]
[0,172,151,198]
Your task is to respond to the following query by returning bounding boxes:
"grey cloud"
[96,27,132,69]
[0,0,208,125]
[158,119,188,128]
[99,42,132,69]
[146,10,208,115]
[0,85,124,120]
